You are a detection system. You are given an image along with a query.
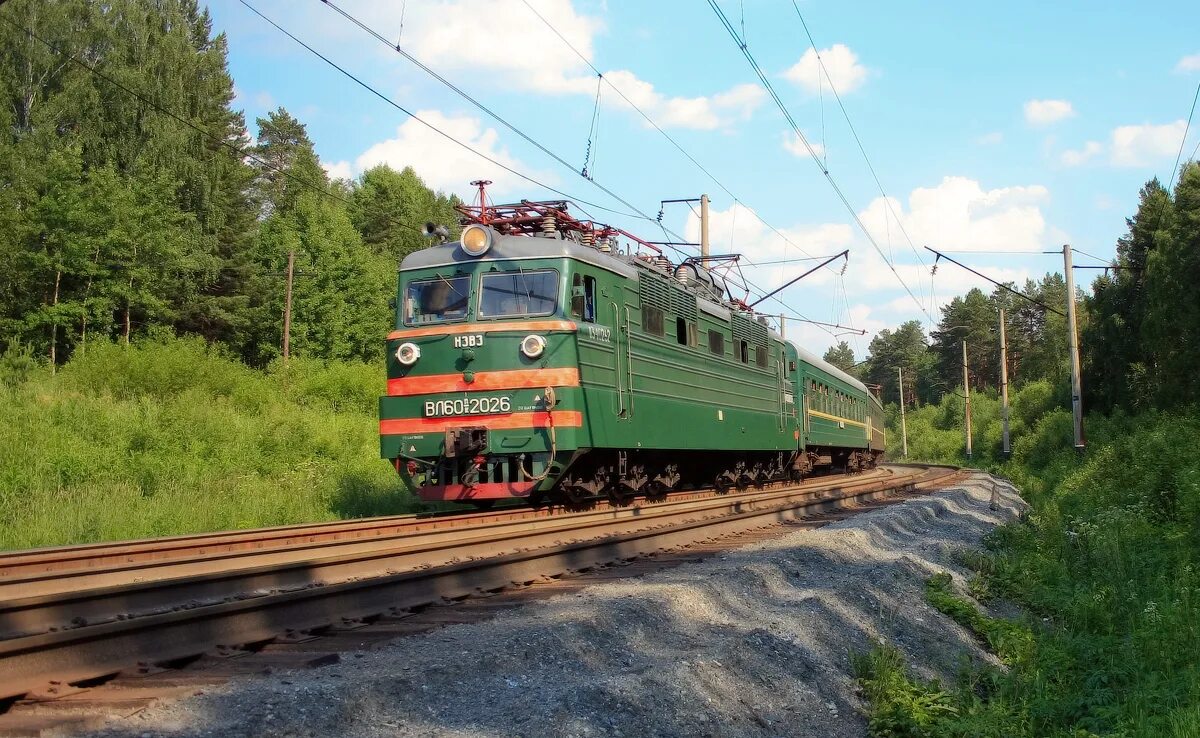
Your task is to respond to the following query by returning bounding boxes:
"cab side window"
[571,274,597,322]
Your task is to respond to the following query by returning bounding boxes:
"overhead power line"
[518,0,838,272]
[0,14,420,236]
[237,0,669,232]
[788,1,928,274]
[317,0,665,231]
[925,246,1064,316]
[1170,79,1200,190]
[706,0,933,324]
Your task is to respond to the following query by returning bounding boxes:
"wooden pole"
[283,250,295,363]
[898,366,908,459]
[1063,244,1085,450]
[962,340,972,460]
[999,308,1011,458]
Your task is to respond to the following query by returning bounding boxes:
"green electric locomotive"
[379,187,883,505]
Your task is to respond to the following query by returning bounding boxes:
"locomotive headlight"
[520,334,547,359]
[395,342,421,366]
[460,224,493,257]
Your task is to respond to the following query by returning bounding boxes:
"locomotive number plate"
[424,396,511,417]
[453,334,484,348]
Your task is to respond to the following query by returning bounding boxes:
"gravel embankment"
[83,472,1024,738]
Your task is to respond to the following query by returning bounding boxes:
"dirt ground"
[80,471,1024,738]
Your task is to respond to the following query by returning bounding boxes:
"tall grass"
[860,388,1200,737]
[0,338,417,550]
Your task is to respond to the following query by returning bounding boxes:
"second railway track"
[0,464,965,719]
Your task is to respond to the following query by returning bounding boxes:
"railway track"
[0,463,965,736]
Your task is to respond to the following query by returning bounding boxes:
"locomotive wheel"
[607,485,635,507]
[714,475,731,494]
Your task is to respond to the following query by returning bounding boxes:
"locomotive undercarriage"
[406,445,881,508]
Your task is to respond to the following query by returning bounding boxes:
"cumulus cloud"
[322,160,354,181]
[1061,141,1103,166]
[782,44,869,94]
[351,110,555,196]
[1176,53,1200,73]
[348,0,763,129]
[1110,121,1188,167]
[782,131,825,159]
[1024,99,1075,126]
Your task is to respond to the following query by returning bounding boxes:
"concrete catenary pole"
[962,340,973,460]
[999,308,1010,458]
[700,193,710,260]
[898,366,908,459]
[1063,244,1085,450]
[283,250,295,363]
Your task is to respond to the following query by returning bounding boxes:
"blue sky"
[210,0,1200,357]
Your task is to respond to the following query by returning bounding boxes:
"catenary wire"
[790,1,929,277]
[518,0,839,272]
[706,0,933,324]
[316,0,666,229]
[1169,79,1200,190]
[238,0,670,233]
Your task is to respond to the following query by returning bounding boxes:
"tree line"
[0,0,461,367]
[824,161,1200,417]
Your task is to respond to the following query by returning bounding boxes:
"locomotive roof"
[788,340,870,395]
[400,233,638,278]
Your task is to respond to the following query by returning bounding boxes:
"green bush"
[0,338,416,549]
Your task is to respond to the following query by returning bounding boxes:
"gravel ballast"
[82,472,1024,738]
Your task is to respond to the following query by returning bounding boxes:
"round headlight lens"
[520,334,547,359]
[460,225,493,257]
[395,342,421,366]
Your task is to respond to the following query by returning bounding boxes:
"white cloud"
[1176,53,1200,73]
[351,0,762,129]
[974,132,1004,146]
[601,71,765,130]
[782,44,869,94]
[352,110,555,196]
[1110,121,1187,166]
[673,175,1047,339]
[782,131,825,159]
[1024,99,1075,126]
[322,160,353,181]
[1061,141,1103,166]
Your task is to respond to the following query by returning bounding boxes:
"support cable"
[707,0,933,322]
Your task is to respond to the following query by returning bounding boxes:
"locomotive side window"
[570,274,597,322]
[755,346,768,368]
[737,339,749,364]
[676,318,697,347]
[642,305,664,336]
[406,274,470,324]
[708,330,725,356]
[479,269,558,318]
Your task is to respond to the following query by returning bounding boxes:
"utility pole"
[999,308,1010,458]
[962,340,973,460]
[700,193,710,260]
[282,250,295,363]
[778,314,785,339]
[897,366,908,459]
[1063,244,1085,451]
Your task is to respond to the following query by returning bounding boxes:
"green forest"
[2,2,1200,734]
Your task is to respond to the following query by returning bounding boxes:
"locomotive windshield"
[405,275,470,324]
[479,269,558,318]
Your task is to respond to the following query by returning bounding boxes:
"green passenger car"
[379,197,883,506]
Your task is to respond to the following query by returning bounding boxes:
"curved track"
[0,464,965,732]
